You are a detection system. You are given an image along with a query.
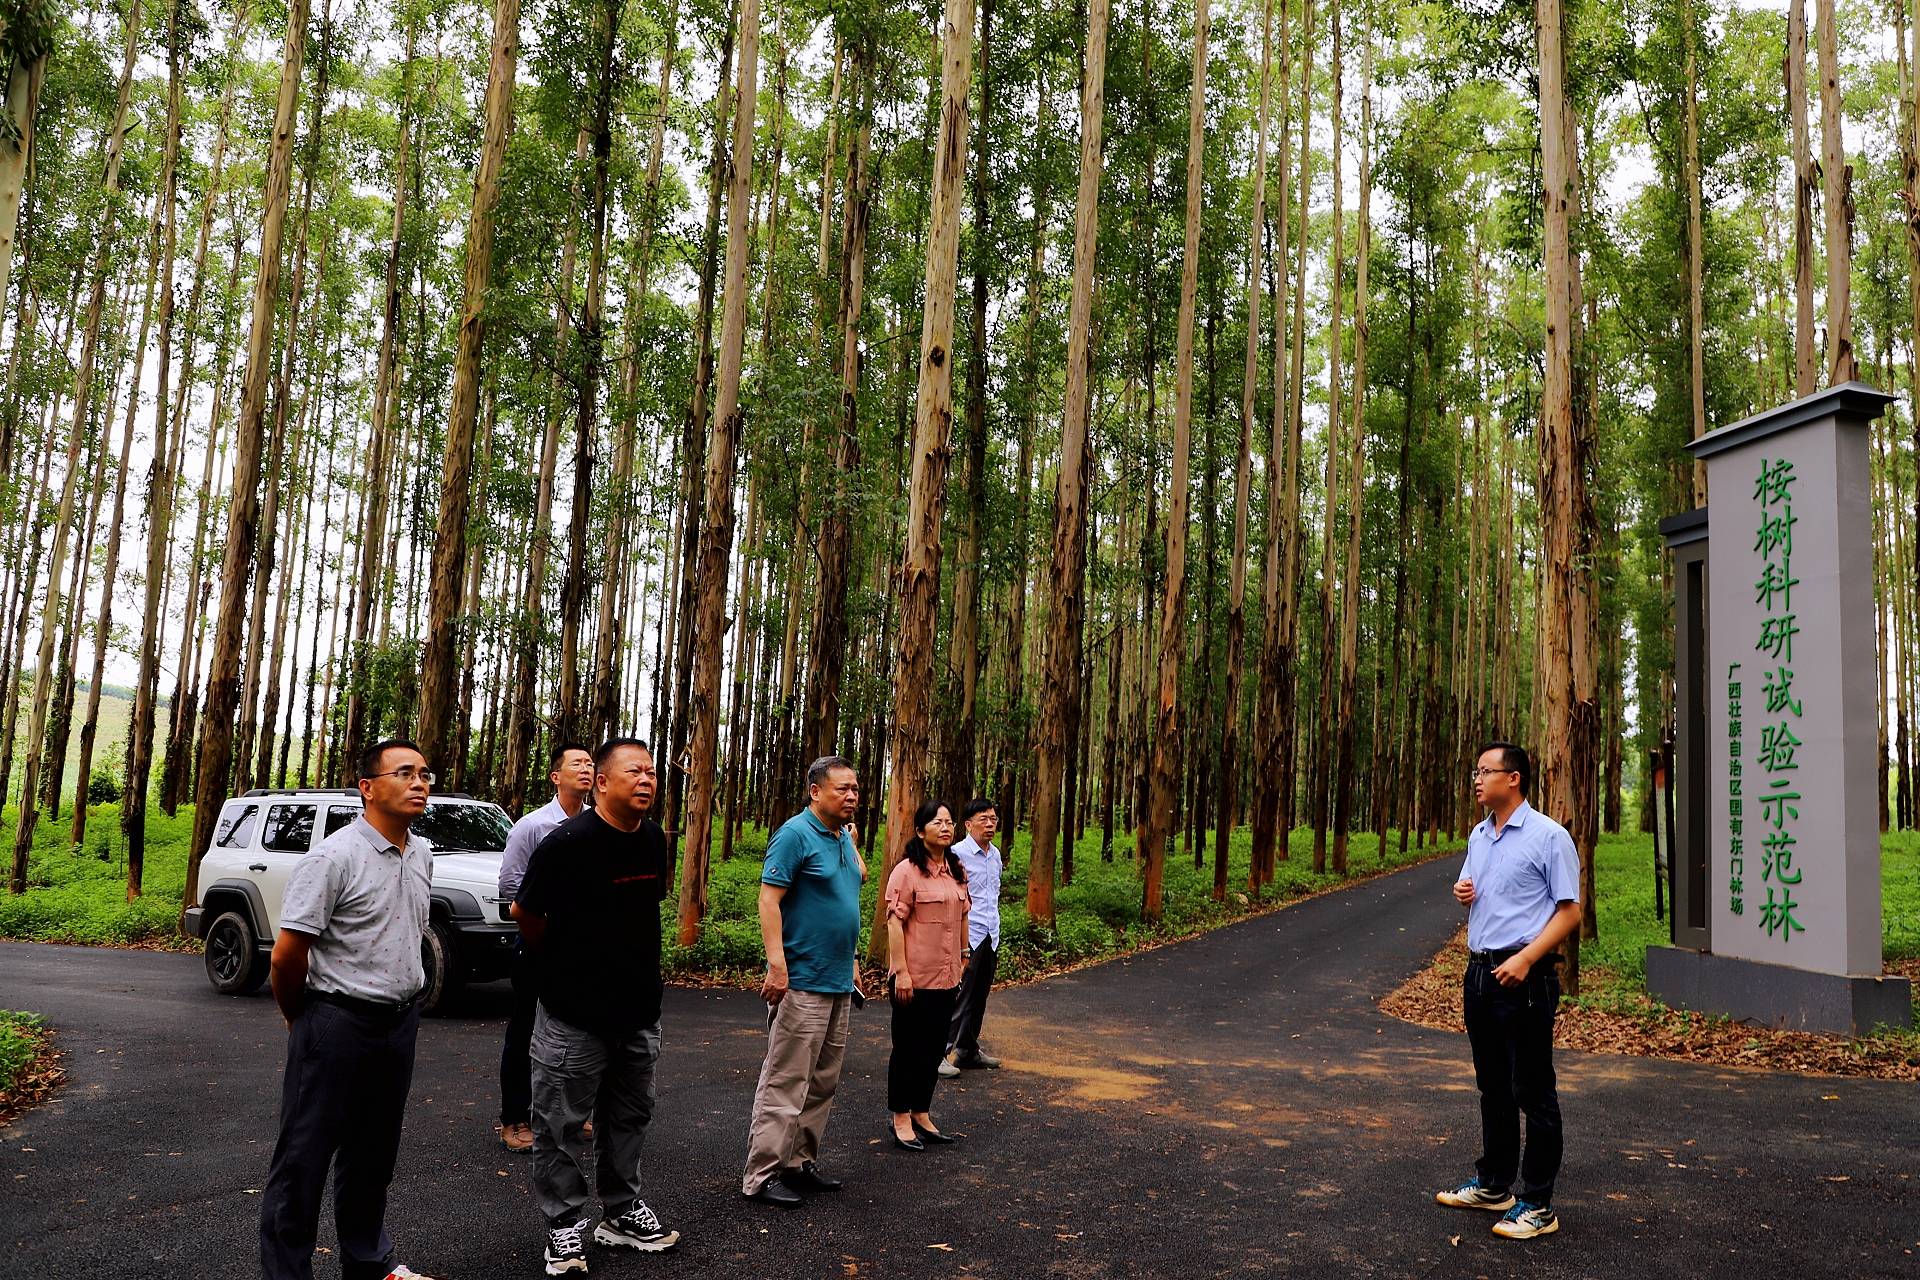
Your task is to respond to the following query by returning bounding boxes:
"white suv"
[184,788,520,1015]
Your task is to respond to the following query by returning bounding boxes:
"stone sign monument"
[1648,381,1913,1035]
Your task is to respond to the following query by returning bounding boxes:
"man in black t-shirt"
[512,738,679,1273]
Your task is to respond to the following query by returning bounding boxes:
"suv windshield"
[413,802,513,854]
[319,800,512,853]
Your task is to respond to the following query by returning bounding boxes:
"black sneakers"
[593,1201,680,1253]
[543,1219,590,1275]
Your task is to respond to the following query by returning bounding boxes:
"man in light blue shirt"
[497,741,594,1153]
[943,798,1004,1074]
[1434,741,1583,1243]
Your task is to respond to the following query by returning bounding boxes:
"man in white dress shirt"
[942,798,1005,1075]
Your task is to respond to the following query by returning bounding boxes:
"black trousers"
[500,942,538,1125]
[260,999,420,1280]
[946,939,998,1058]
[1462,956,1563,1207]
[887,983,958,1114]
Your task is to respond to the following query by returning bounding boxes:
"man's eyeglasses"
[1469,767,1518,781]
[368,767,435,786]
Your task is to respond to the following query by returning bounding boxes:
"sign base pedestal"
[1645,945,1912,1036]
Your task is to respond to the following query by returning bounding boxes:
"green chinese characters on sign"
[1752,456,1807,943]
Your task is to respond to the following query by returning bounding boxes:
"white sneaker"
[1434,1179,1517,1211]
[937,1057,961,1079]
[1491,1201,1560,1239]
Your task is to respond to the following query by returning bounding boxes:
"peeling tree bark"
[871,0,974,964]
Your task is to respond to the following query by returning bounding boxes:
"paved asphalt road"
[3,855,1916,1279]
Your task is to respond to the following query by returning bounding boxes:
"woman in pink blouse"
[884,799,971,1151]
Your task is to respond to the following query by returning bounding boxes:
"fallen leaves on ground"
[1380,928,1920,1082]
[0,1022,66,1127]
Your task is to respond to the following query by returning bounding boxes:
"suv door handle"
[249,863,268,872]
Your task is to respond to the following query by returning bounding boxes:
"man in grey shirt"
[259,739,437,1280]
[498,741,594,1152]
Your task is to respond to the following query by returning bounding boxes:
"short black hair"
[1479,741,1531,796]
[593,737,651,771]
[807,755,855,789]
[548,740,592,771]
[358,737,422,782]
[962,797,997,821]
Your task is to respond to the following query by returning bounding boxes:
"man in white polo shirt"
[1434,741,1583,1242]
[259,739,437,1280]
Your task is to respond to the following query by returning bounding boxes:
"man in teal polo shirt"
[741,755,867,1207]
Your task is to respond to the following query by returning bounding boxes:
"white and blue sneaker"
[1491,1200,1559,1239]
[1434,1179,1516,1211]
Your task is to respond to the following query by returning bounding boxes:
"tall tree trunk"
[418,0,520,768]
[125,0,193,894]
[341,20,417,777]
[1000,75,1052,817]
[1311,0,1344,874]
[1027,0,1108,929]
[1251,0,1298,890]
[870,0,974,965]
[1140,0,1208,920]
[1330,13,1370,876]
[501,108,608,810]
[1257,0,1312,884]
[591,5,679,740]
[1789,0,1815,396]
[1906,0,1920,708]
[677,0,761,945]
[10,0,144,894]
[76,146,172,846]
[556,1,623,744]
[181,0,312,924]
[162,223,244,812]
[0,42,48,301]
[1219,0,1272,896]
[1682,0,1707,502]
[801,50,873,764]
[0,434,55,815]
[1534,0,1596,993]
[240,2,333,792]
[938,0,994,804]
[1816,0,1854,384]
[662,15,737,850]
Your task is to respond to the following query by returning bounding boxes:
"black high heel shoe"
[891,1127,926,1152]
[913,1123,957,1145]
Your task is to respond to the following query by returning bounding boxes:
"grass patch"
[0,802,196,947]
[1570,829,1920,1042]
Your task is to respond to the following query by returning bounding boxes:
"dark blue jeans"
[260,999,419,1279]
[1462,956,1563,1207]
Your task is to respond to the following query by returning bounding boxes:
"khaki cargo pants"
[741,989,852,1195]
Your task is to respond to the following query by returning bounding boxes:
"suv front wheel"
[419,919,459,1015]
[205,910,268,995]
